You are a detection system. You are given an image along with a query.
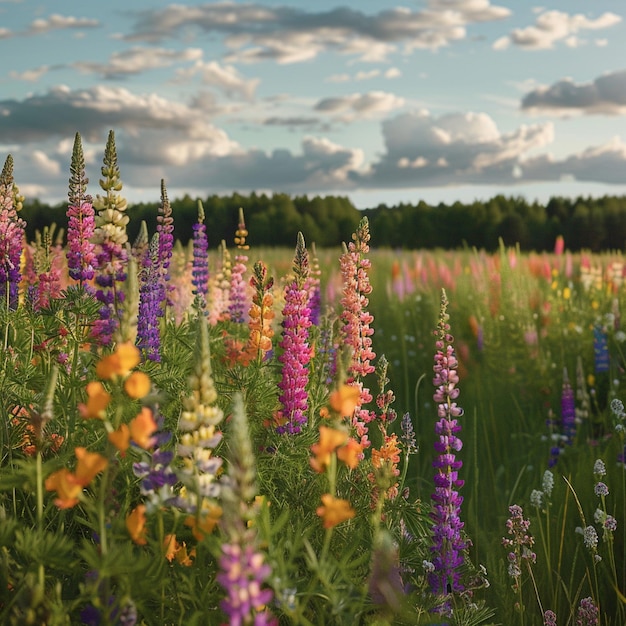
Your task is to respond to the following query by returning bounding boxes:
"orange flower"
[108,424,130,455]
[163,534,179,562]
[126,504,148,545]
[310,426,348,473]
[124,371,151,399]
[329,384,361,417]
[184,503,223,541]
[74,447,108,486]
[45,468,82,509]
[316,494,355,529]
[79,381,111,419]
[129,407,157,449]
[336,438,363,470]
[96,342,140,380]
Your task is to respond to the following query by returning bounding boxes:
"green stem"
[36,449,45,589]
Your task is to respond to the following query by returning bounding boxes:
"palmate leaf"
[13,527,75,570]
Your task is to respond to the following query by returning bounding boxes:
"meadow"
[0,133,624,625]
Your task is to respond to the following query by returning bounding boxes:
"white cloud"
[74,47,202,79]
[176,60,260,100]
[26,14,99,35]
[521,69,626,115]
[494,10,621,50]
[126,2,511,62]
[31,149,61,176]
[9,65,51,81]
[314,91,406,120]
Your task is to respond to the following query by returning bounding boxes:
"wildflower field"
[0,132,625,625]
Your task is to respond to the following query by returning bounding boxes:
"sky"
[2,0,626,209]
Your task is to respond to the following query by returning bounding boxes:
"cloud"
[521,69,626,115]
[125,2,510,62]
[175,60,259,100]
[26,14,100,35]
[74,46,202,80]
[314,91,405,120]
[0,85,240,159]
[9,65,53,81]
[493,9,621,50]
[31,150,61,176]
[326,67,401,83]
[358,110,555,187]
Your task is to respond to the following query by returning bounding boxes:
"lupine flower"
[156,179,174,308]
[27,225,62,311]
[0,155,26,309]
[502,505,536,592]
[66,133,97,288]
[575,597,599,626]
[191,200,209,310]
[593,325,609,373]
[339,217,376,448]
[400,412,418,454]
[241,261,274,365]
[228,207,249,323]
[305,241,322,326]
[542,469,554,498]
[276,232,312,434]
[136,233,162,361]
[218,394,276,626]
[208,240,231,324]
[561,367,576,445]
[429,288,466,597]
[177,317,224,513]
[92,130,129,345]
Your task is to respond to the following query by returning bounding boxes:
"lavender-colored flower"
[136,233,162,362]
[593,325,609,373]
[544,609,557,626]
[305,242,322,326]
[191,200,209,309]
[575,597,599,626]
[429,289,466,597]
[561,367,576,445]
[594,481,609,497]
[593,459,606,476]
[502,505,536,592]
[66,133,97,288]
[581,525,599,551]
[400,412,418,454]
[276,232,312,434]
[0,155,26,309]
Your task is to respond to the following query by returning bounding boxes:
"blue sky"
[2,0,626,208]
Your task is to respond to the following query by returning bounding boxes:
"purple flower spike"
[429,289,466,598]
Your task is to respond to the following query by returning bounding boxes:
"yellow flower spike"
[126,504,148,545]
[563,286,571,300]
[79,381,111,419]
[316,494,355,529]
[124,371,151,399]
[108,423,130,455]
[129,407,158,449]
[74,447,108,486]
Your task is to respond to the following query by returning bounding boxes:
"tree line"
[20,192,626,252]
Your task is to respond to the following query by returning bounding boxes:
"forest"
[20,191,626,251]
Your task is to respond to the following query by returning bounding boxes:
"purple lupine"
[136,233,162,362]
[593,324,609,373]
[92,130,129,345]
[156,179,174,309]
[575,597,599,626]
[218,394,276,626]
[66,133,97,288]
[191,200,209,310]
[561,367,576,445]
[276,232,312,435]
[0,155,26,309]
[429,288,466,598]
[228,207,249,323]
